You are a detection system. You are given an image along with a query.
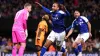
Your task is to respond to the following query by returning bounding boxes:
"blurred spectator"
[1,37,7,45]
[86,45,93,52]
[6,38,12,52]
[0,37,7,52]
[74,0,79,6]
[94,38,100,51]
[0,0,99,21]
[66,38,72,52]
[0,36,2,46]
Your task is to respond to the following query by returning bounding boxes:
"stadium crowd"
[0,35,100,52]
[0,0,100,53]
[0,0,100,20]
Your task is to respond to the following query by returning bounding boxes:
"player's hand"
[64,36,69,42]
[89,33,92,38]
[35,2,42,7]
[63,5,67,10]
[65,36,68,40]
[60,4,67,12]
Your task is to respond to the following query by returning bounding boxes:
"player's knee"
[36,46,41,51]
[20,43,26,48]
[44,40,52,48]
[37,47,41,51]
[72,43,75,48]
[61,47,66,53]
[72,42,77,48]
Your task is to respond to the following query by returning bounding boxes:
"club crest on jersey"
[79,21,84,25]
[55,14,58,19]
[79,19,82,21]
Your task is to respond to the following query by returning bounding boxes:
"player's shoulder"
[16,9,24,14]
[39,20,46,24]
[58,10,65,14]
[19,9,27,13]
[42,20,48,26]
[39,21,47,28]
[18,9,23,12]
[80,16,87,19]
[42,20,47,24]
[80,16,88,22]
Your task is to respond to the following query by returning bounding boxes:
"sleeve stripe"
[80,16,88,23]
[58,10,65,14]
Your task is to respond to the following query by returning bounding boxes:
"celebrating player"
[12,3,31,56]
[35,2,70,56]
[65,10,92,56]
[35,15,49,56]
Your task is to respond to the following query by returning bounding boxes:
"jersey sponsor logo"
[75,21,84,26]
[52,14,59,20]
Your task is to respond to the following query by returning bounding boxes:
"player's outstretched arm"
[65,10,70,16]
[35,2,42,7]
[87,22,92,37]
[60,4,70,16]
[63,6,70,16]
[35,2,51,14]
[65,19,75,39]
[65,28,74,39]
[66,25,72,32]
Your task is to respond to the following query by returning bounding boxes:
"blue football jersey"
[72,16,89,34]
[42,6,70,33]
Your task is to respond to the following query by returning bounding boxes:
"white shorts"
[47,30,66,46]
[61,41,66,49]
[75,33,89,42]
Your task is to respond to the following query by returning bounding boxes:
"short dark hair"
[24,3,31,7]
[53,3,61,9]
[74,8,82,13]
[53,3,66,11]
[75,10,80,13]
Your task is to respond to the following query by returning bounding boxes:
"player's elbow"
[70,28,74,32]
[36,45,41,51]
[87,22,91,27]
